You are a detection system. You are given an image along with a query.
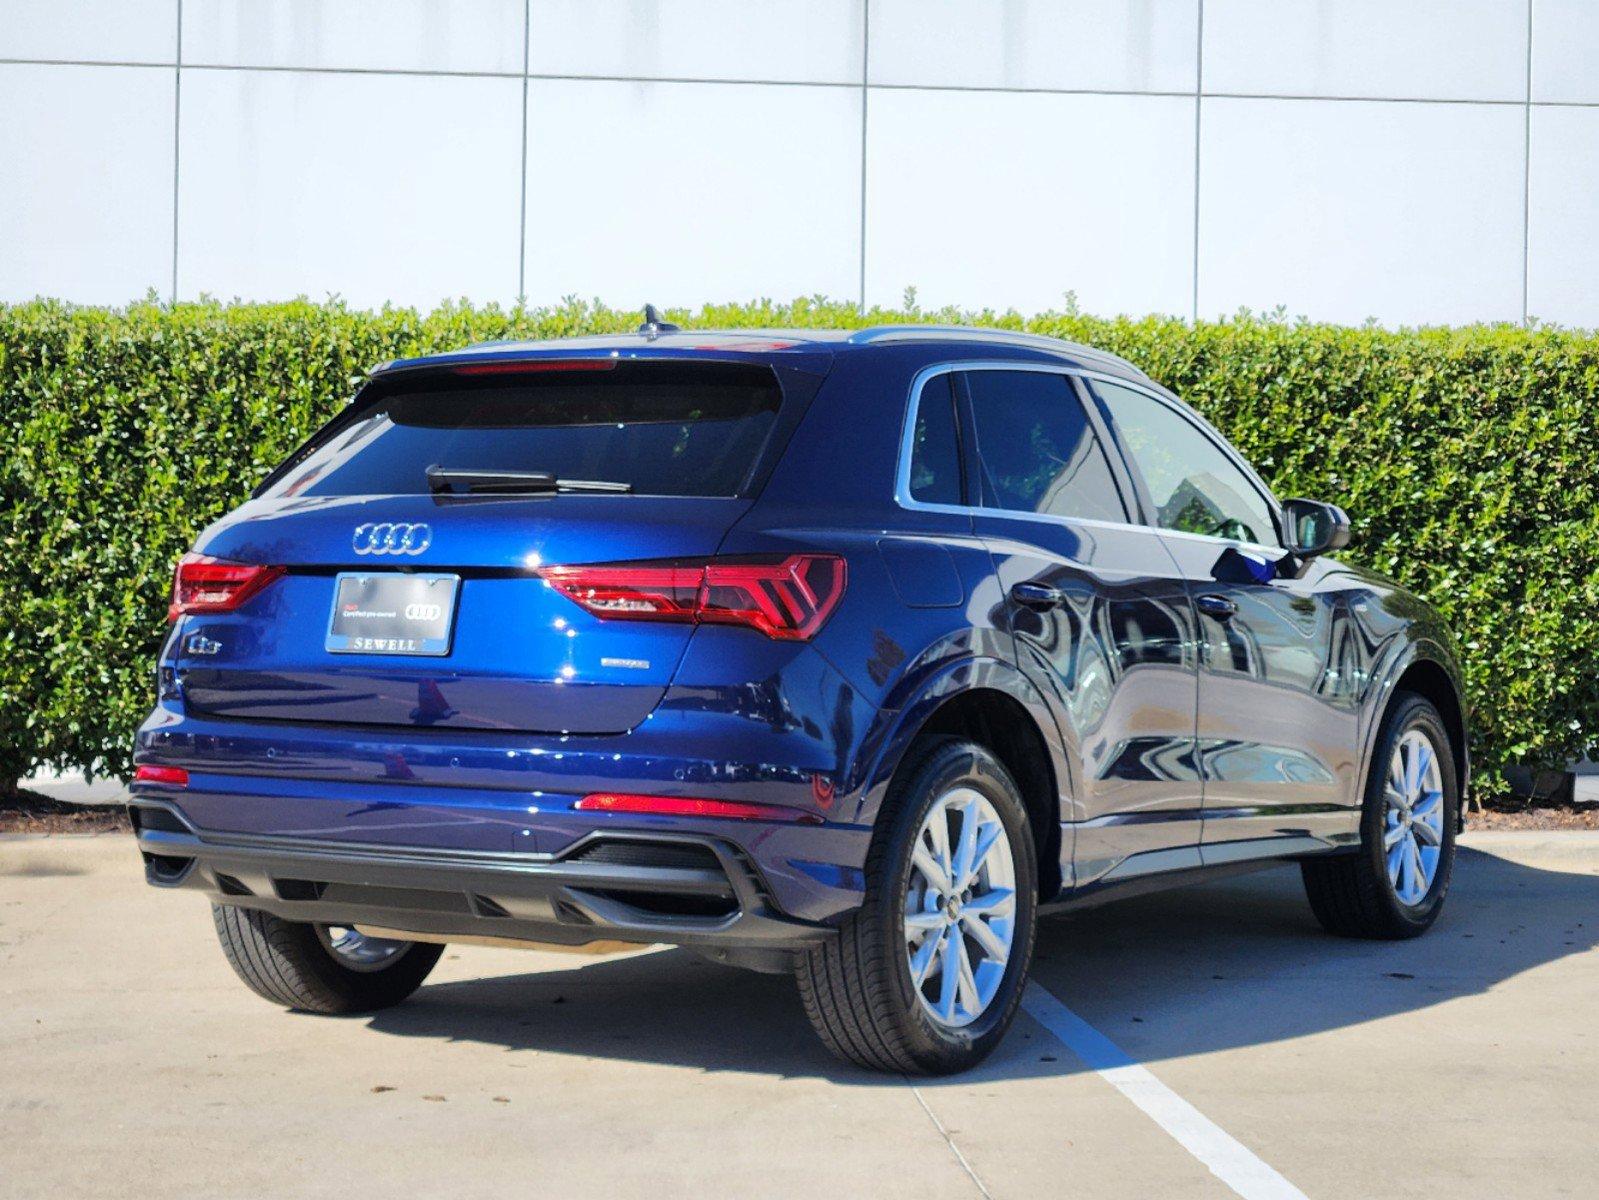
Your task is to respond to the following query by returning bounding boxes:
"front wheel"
[796,738,1038,1074]
[212,904,443,1013]
[1302,692,1459,939]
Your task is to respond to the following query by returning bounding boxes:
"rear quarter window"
[261,361,784,499]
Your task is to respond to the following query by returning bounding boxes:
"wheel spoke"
[1412,792,1442,822]
[1409,836,1429,892]
[966,820,1005,888]
[938,935,961,1021]
[960,886,1015,918]
[951,804,982,888]
[911,844,952,895]
[1384,821,1406,849]
[1394,836,1413,895]
[910,925,946,987]
[905,908,945,935]
[927,810,954,883]
[1388,761,1407,796]
[962,912,1009,964]
[1412,742,1433,795]
[1384,784,1408,811]
[1412,817,1441,847]
[953,935,982,1016]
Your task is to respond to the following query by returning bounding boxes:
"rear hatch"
[174,358,806,734]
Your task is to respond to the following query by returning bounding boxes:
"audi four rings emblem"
[352,522,432,556]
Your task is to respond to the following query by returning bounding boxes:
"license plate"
[325,572,460,656]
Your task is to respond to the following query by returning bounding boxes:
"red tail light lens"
[134,764,189,787]
[574,792,822,824]
[539,563,702,624]
[699,556,847,640]
[169,553,285,621]
[538,554,846,641]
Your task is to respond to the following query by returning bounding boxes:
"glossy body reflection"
[133,327,1465,944]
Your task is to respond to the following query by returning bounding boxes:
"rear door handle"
[1196,593,1237,619]
[1011,581,1068,611]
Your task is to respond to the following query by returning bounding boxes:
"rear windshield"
[260,361,784,499]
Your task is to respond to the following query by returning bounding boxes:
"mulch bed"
[1467,800,1599,831]
[0,789,130,834]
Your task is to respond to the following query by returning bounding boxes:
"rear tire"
[1301,692,1458,939]
[212,904,443,1013]
[796,737,1038,1074]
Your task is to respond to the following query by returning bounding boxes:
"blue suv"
[131,321,1467,1074]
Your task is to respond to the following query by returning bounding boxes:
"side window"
[1091,380,1281,548]
[908,372,963,506]
[964,369,1127,524]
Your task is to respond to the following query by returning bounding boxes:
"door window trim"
[1080,373,1286,554]
[894,360,1285,554]
[895,360,1141,534]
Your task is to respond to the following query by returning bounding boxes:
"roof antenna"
[639,303,680,341]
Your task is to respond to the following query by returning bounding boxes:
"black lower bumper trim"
[129,801,829,951]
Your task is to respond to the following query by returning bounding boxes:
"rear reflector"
[453,359,618,376]
[539,554,846,641]
[134,764,189,787]
[574,793,822,824]
[169,553,284,621]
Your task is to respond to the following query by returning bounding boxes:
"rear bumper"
[130,799,833,952]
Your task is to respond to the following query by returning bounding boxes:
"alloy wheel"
[315,925,412,972]
[1384,729,1446,906]
[903,786,1017,1028]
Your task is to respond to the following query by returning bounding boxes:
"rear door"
[174,359,799,734]
[956,366,1204,887]
[1086,377,1362,858]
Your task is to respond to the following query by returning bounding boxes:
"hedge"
[3,295,1597,797]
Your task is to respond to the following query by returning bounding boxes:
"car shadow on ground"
[363,846,1598,1085]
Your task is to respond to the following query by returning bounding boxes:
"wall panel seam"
[858,0,869,312]
[1192,0,1204,322]
[170,0,182,302]
[519,0,531,303]
[1521,0,1533,324]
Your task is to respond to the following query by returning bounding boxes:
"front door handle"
[1196,593,1237,619]
[1011,581,1067,611]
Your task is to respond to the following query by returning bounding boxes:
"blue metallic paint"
[133,327,1467,945]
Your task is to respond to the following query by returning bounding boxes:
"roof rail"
[845,324,1137,372]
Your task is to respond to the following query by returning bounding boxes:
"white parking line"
[1023,983,1308,1200]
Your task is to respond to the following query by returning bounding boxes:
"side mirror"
[1282,498,1351,559]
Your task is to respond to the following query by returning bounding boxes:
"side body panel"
[1157,535,1366,857]
[976,523,1202,884]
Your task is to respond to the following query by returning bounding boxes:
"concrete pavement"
[2,832,1595,1199]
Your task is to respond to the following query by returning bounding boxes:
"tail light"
[168,553,285,621]
[134,764,189,787]
[539,554,846,641]
[575,793,822,824]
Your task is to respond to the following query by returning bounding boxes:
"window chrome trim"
[893,360,1287,554]
[894,360,1140,534]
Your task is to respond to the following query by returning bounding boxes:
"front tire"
[796,738,1038,1074]
[212,905,443,1013]
[1302,692,1459,939]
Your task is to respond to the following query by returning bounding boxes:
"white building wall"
[1,0,1595,326]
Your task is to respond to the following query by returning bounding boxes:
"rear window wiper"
[426,466,632,495]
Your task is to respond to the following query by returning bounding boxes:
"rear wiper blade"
[426,466,632,495]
